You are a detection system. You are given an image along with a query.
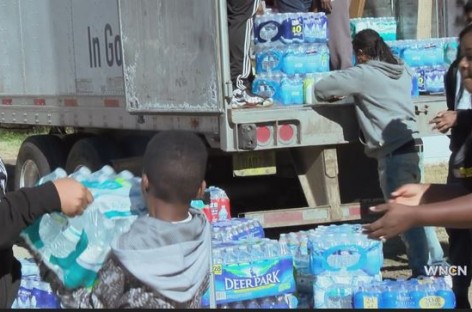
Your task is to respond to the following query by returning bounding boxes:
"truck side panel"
[119,0,223,113]
[72,0,123,95]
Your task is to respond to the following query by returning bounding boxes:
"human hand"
[320,0,333,13]
[429,110,457,133]
[388,183,430,206]
[362,203,417,240]
[53,178,93,217]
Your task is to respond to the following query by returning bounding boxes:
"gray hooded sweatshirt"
[46,208,211,309]
[315,60,419,159]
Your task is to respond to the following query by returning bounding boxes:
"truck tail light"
[278,123,297,145]
[256,125,273,147]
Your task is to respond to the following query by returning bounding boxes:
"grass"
[0,127,49,160]
[424,162,448,184]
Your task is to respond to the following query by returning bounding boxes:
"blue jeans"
[378,151,444,276]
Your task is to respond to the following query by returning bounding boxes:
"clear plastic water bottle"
[279,234,290,256]
[264,241,281,258]
[236,245,251,264]
[304,73,315,104]
[38,168,67,185]
[223,246,237,265]
[259,296,275,309]
[296,235,310,274]
[303,12,316,43]
[274,295,290,308]
[230,301,246,309]
[117,169,134,180]
[250,244,265,261]
[246,299,261,309]
[68,166,92,182]
[212,248,224,265]
[42,224,82,260]
[84,165,116,188]
[38,213,67,245]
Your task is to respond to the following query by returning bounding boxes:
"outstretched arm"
[0,182,61,249]
[0,178,92,250]
[364,186,472,240]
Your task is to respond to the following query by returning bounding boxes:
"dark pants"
[275,0,353,70]
[446,153,472,309]
[227,0,260,90]
[326,0,352,70]
[276,0,312,12]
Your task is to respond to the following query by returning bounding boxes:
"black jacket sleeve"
[444,59,459,111]
[0,182,61,250]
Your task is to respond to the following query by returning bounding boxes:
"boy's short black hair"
[142,130,208,205]
[465,0,472,14]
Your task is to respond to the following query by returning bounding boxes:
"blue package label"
[202,256,295,305]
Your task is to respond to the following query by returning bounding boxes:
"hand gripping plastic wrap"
[21,166,147,290]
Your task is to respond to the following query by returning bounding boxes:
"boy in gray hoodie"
[314,29,444,278]
[48,130,211,308]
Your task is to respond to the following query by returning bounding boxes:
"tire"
[65,136,122,173]
[14,135,66,190]
[61,132,94,156]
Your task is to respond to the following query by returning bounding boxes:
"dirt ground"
[381,227,449,280]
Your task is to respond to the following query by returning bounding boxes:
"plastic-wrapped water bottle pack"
[21,166,146,290]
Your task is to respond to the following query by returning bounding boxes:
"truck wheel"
[14,135,66,190]
[61,132,93,156]
[65,136,122,173]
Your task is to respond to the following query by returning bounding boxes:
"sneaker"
[230,88,273,109]
[0,158,7,195]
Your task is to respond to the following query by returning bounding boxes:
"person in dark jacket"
[429,2,472,307]
[0,177,93,308]
[47,130,212,309]
[365,21,472,309]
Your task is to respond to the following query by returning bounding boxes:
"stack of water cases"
[281,224,383,309]
[211,218,265,242]
[253,11,331,105]
[202,238,298,309]
[350,17,397,41]
[21,166,146,290]
[388,37,458,95]
[353,277,455,309]
[11,258,60,309]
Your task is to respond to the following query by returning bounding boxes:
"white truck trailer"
[0,0,448,229]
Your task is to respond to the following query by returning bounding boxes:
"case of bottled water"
[11,258,61,309]
[202,238,296,307]
[254,12,328,46]
[211,217,264,242]
[277,224,383,308]
[206,294,298,309]
[386,37,458,95]
[313,272,382,309]
[305,224,383,276]
[21,166,147,290]
[353,277,455,309]
[350,17,397,41]
[252,10,329,106]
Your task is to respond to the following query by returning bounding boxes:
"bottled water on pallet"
[353,277,455,309]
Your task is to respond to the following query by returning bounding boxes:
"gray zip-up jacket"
[315,60,419,159]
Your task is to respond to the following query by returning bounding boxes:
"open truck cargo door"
[118,0,225,114]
